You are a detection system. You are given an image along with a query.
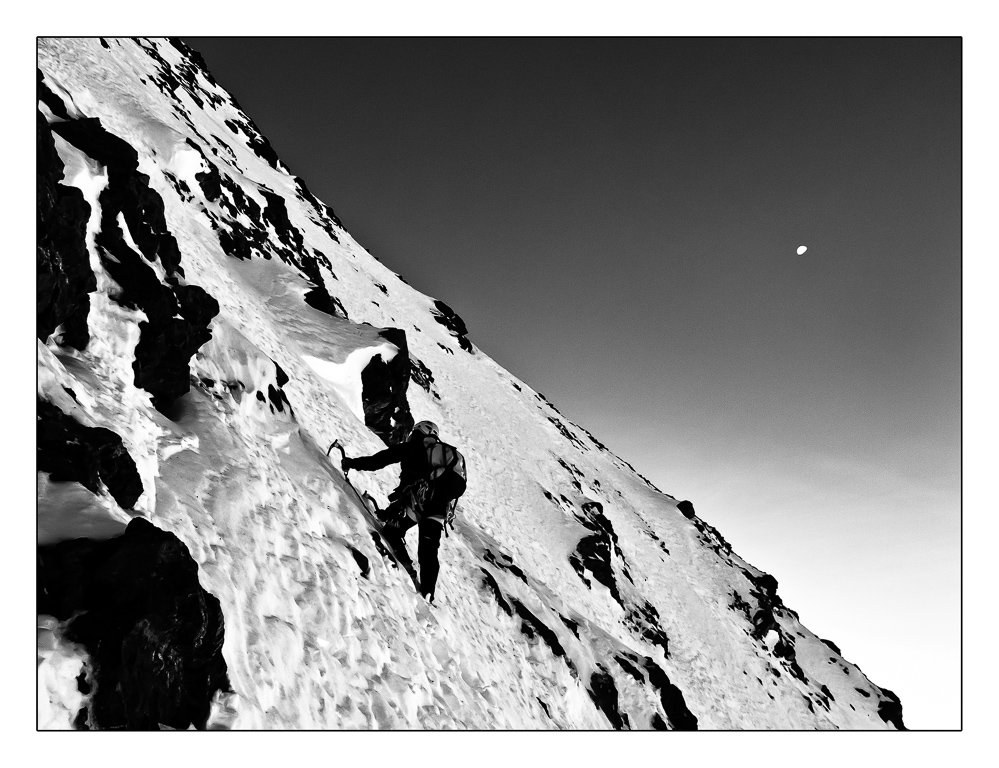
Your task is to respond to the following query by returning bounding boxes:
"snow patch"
[302,344,398,423]
[37,616,90,729]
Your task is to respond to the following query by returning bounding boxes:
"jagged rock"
[751,605,779,639]
[36,398,143,509]
[480,568,512,615]
[349,547,370,579]
[820,638,842,655]
[209,172,347,321]
[558,614,580,638]
[303,285,348,318]
[187,140,222,201]
[729,589,753,623]
[37,68,71,119]
[409,356,436,394]
[261,188,304,251]
[294,176,341,241]
[480,569,573,673]
[547,415,587,450]
[132,314,217,411]
[624,601,670,657]
[50,113,220,411]
[37,101,95,350]
[587,668,628,729]
[266,361,293,415]
[569,500,627,605]
[174,284,219,326]
[614,650,697,729]
[37,517,230,730]
[876,687,906,730]
[754,572,779,597]
[641,656,698,730]
[614,653,645,683]
[615,652,697,731]
[430,299,473,353]
[773,634,807,682]
[360,327,414,445]
[569,533,620,601]
[677,500,695,519]
[509,597,572,671]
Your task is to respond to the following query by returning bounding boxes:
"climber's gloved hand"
[341,457,354,472]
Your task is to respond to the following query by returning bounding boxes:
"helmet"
[411,420,439,439]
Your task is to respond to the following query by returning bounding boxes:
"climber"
[341,421,466,603]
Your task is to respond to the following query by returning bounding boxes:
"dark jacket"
[348,434,437,492]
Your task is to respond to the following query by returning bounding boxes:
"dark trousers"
[382,514,444,600]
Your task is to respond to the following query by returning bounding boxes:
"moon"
[796,245,808,255]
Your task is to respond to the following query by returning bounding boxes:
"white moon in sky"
[796,245,808,255]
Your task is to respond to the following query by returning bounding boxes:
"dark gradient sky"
[187,37,961,727]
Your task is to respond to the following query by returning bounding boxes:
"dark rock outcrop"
[587,668,628,730]
[293,176,341,242]
[772,634,807,683]
[348,547,370,579]
[430,299,473,353]
[569,533,619,601]
[558,614,580,638]
[480,568,513,616]
[37,398,143,509]
[753,572,779,597]
[624,601,670,658]
[130,39,279,169]
[187,139,222,202]
[729,589,754,624]
[614,650,697,730]
[876,687,906,730]
[37,91,95,350]
[508,597,572,671]
[641,655,698,730]
[751,605,779,640]
[303,284,349,319]
[820,637,842,655]
[614,653,645,683]
[480,568,574,674]
[265,360,293,416]
[676,500,696,519]
[568,501,624,604]
[409,356,437,397]
[207,171,347,320]
[360,327,414,445]
[546,415,587,450]
[49,114,220,412]
[37,517,229,730]
[744,568,783,637]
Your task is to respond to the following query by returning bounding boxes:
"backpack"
[387,438,467,529]
[424,438,467,507]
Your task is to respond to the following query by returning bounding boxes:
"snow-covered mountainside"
[36,37,904,730]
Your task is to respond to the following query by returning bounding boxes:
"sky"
[186,37,961,728]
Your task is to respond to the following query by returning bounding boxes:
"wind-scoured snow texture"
[37,38,903,730]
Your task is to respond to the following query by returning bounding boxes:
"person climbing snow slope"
[341,421,466,603]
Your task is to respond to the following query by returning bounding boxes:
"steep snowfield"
[36,37,903,730]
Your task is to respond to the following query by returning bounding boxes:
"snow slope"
[36,37,904,730]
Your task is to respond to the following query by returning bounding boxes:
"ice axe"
[327,439,348,475]
[327,439,380,514]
